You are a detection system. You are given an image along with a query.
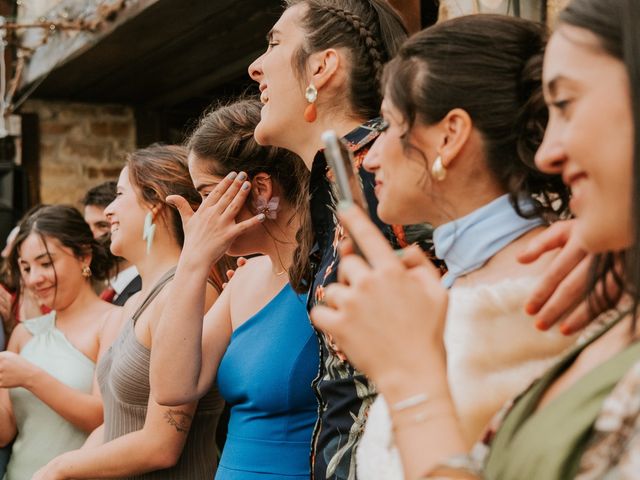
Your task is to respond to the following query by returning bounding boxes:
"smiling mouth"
[35,286,54,297]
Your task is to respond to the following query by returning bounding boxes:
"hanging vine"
[0,0,132,113]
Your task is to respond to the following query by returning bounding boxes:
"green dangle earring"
[143,212,156,255]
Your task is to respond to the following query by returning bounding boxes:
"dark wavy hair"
[8,204,116,324]
[81,181,117,208]
[557,0,640,319]
[382,14,570,222]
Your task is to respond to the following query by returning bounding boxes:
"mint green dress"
[4,312,95,480]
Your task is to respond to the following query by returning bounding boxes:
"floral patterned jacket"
[308,118,435,480]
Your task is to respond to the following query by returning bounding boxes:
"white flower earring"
[143,212,156,255]
[253,197,280,220]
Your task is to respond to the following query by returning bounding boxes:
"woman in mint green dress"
[0,205,119,479]
[311,0,640,478]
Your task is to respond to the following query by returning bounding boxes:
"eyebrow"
[195,182,218,193]
[266,28,281,42]
[19,252,53,263]
[545,74,576,98]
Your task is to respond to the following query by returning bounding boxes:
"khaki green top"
[484,311,640,480]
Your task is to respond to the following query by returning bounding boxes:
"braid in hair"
[287,0,408,120]
[320,5,385,84]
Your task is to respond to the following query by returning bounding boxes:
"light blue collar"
[433,194,544,289]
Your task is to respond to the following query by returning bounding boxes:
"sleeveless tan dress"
[97,268,224,479]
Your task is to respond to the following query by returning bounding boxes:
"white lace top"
[356,277,577,479]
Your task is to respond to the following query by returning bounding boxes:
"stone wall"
[20,100,135,205]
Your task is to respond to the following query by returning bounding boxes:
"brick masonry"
[21,100,136,205]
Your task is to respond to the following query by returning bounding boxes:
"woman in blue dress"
[150,98,318,478]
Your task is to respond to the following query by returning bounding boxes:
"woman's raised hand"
[310,203,448,390]
[518,219,622,335]
[167,172,265,266]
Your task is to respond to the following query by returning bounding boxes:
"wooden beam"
[21,0,281,106]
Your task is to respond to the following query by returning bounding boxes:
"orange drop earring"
[304,84,318,123]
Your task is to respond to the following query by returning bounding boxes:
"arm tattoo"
[164,409,193,434]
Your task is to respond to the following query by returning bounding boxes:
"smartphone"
[321,130,366,209]
[322,130,367,256]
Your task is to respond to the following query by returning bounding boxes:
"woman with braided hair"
[247,1,431,479]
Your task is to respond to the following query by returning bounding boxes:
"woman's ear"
[307,48,341,91]
[250,173,274,202]
[437,108,473,169]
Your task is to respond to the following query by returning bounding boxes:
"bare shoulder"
[122,291,142,317]
[226,256,274,297]
[6,323,32,353]
[98,304,126,343]
[229,255,272,282]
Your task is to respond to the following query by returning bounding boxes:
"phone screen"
[321,130,366,209]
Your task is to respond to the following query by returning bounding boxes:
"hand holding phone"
[322,130,369,257]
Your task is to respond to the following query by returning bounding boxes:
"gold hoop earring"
[431,156,447,181]
[81,265,92,278]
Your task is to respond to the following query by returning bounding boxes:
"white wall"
[440,0,545,21]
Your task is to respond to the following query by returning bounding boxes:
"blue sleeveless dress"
[215,284,318,479]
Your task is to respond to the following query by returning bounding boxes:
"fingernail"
[337,200,353,211]
[524,303,537,315]
[238,172,247,181]
[228,172,238,180]
[535,319,549,331]
[257,213,266,222]
[559,323,572,335]
[242,182,251,191]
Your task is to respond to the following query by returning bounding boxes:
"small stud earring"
[304,84,318,123]
[143,212,156,255]
[81,265,92,278]
[431,156,447,181]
